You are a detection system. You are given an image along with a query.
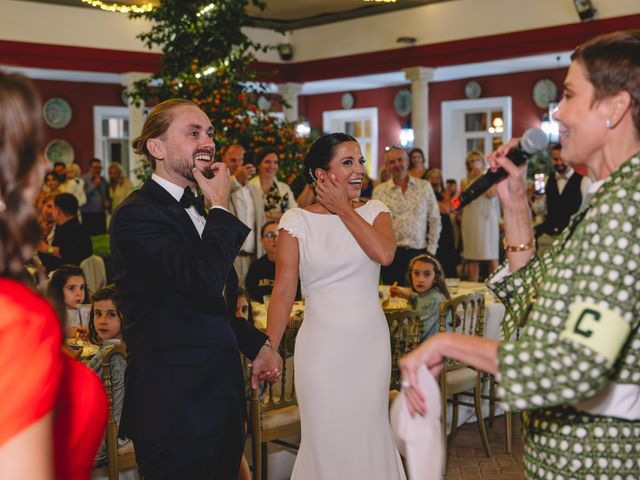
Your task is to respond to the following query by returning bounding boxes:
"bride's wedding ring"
[401,379,410,389]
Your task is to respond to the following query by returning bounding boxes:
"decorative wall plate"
[394,89,412,116]
[341,92,355,110]
[464,81,482,99]
[44,139,74,164]
[532,78,558,109]
[43,97,72,129]
[257,95,271,111]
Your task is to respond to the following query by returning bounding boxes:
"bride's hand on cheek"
[315,173,350,214]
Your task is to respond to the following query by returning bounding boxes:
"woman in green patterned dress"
[400,30,640,479]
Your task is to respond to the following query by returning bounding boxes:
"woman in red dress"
[0,71,108,480]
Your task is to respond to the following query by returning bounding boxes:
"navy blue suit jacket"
[110,179,267,442]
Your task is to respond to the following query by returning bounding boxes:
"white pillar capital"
[278,82,304,97]
[277,82,303,122]
[119,72,152,89]
[403,67,435,84]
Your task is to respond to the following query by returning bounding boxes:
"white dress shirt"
[555,166,592,200]
[152,174,206,237]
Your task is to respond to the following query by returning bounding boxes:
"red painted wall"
[34,79,124,172]
[429,67,569,168]
[299,85,409,174]
[299,67,569,173]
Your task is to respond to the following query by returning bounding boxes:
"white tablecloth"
[446,281,506,429]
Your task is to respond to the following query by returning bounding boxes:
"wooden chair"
[482,305,528,455]
[487,374,513,453]
[385,309,421,391]
[438,294,491,475]
[250,320,302,480]
[102,342,137,480]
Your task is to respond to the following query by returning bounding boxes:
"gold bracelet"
[503,237,535,252]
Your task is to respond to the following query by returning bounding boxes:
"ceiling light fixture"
[80,0,154,14]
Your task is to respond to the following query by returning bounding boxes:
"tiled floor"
[258,414,526,479]
[446,414,525,480]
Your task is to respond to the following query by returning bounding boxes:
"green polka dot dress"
[488,155,640,479]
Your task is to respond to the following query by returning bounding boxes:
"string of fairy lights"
[80,0,154,14]
[80,1,397,15]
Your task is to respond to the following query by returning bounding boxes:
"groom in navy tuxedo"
[110,98,281,479]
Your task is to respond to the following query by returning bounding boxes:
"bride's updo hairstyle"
[303,133,357,184]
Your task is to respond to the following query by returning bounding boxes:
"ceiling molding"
[249,0,455,30]
[23,0,455,30]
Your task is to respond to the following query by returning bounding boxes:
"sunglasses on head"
[384,145,405,152]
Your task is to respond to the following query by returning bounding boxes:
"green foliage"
[527,150,553,178]
[128,0,311,184]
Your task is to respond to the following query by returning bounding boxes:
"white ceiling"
[24,0,451,28]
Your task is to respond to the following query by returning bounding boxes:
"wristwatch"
[264,337,273,348]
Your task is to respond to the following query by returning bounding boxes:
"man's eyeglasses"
[262,232,278,239]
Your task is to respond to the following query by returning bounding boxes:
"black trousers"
[133,400,245,480]
[380,246,425,286]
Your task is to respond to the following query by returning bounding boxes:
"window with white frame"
[93,106,130,177]
[322,107,378,179]
[441,97,511,185]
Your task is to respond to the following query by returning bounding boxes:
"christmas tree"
[128,0,311,184]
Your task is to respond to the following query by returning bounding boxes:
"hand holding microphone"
[452,128,549,211]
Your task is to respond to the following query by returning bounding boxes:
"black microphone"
[452,128,549,211]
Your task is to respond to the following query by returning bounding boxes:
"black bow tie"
[180,187,206,216]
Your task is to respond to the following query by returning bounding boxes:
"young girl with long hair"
[390,253,452,341]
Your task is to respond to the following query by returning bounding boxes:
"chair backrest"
[253,319,301,412]
[250,320,302,480]
[439,293,485,370]
[80,254,107,293]
[386,309,421,390]
[101,342,135,480]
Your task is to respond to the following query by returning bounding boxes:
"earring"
[605,119,612,129]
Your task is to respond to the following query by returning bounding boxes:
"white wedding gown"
[278,200,406,480]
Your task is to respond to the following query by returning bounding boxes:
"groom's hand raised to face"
[193,162,230,210]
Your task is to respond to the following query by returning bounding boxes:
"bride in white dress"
[266,133,406,479]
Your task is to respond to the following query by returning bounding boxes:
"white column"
[278,82,303,122]
[403,67,435,167]
[120,72,150,183]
